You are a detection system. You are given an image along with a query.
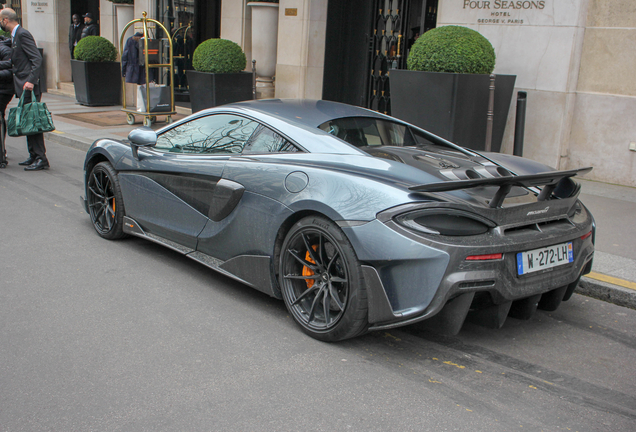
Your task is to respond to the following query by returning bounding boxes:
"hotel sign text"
[462,1,547,25]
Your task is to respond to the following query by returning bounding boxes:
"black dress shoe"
[19,156,37,166]
[24,158,49,171]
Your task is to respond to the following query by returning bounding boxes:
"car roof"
[160,99,401,155]
[223,99,390,129]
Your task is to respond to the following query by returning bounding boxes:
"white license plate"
[516,242,573,275]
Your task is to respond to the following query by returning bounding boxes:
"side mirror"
[128,127,157,160]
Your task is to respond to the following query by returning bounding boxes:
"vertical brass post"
[143,12,150,116]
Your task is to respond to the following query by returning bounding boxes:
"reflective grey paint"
[128,127,158,146]
[220,154,436,221]
[342,219,450,314]
[119,174,207,249]
[197,191,292,262]
[284,171,309,193]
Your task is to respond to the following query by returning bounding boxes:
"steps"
[47,82,75,98]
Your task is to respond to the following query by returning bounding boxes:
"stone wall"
[439,0,636,186]
[569,0,636,186]
[438,0,589,170]
[22,0,71,89]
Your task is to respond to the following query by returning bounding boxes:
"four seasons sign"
[461,0,549,25]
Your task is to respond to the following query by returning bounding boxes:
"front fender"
[83,139,129,172]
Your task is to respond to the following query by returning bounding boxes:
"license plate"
[516,242,573,276]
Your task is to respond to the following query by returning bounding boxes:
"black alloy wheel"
[279,216,368,341]
[87,161,126,240]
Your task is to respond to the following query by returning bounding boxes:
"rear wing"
[409,167,593,208]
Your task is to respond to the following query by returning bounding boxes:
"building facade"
[20,0,636,187]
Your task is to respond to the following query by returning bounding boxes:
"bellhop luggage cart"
[120,12,176,127]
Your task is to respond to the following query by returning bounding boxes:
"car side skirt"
[122,216,278,298]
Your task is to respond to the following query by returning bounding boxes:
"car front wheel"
[86,161,126,240]
[279,216,368,341]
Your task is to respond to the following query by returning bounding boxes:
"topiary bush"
[407,26,495,74]
[193,38,247,74]
[74,36,118,62]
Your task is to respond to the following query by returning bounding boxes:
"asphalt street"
[1,125,635,431]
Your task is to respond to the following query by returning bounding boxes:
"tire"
[279,216,368,341]
[86,161,127,240]
[126,113,135,125]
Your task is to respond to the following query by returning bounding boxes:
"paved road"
[1,137,635,431]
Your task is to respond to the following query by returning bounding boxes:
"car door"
[117,113,258,249]
[196,123,302,260]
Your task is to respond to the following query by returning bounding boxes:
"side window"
[155,114,258,154]
[410,128,438,147]
[242,124,300,154]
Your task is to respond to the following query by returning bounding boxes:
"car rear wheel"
[87,161,126,240]
[279,216,368,341]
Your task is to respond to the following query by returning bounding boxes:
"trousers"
[21,91,47,160]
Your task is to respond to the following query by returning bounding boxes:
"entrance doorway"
[155,0,221,100]
[323,0,437,114]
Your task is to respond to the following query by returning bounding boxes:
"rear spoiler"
[409,167,593,208]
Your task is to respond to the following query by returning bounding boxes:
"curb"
[576,276,636,310]
[45,131,93,152]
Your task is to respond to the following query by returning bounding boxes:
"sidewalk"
[28,93,636,311]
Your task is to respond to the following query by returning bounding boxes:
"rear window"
[318,117,416,148]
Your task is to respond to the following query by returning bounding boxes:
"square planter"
[390,70,516,153]
[186,70,253,113]
[71,60,122,106]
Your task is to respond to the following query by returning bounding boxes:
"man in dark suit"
[69,14,83,59]
[81,12,98,39]
[0,7,49,170]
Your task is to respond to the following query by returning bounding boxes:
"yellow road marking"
[443,360,466,369]
[586,272,636,291]
[50,130,64,134]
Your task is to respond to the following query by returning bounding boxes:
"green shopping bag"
[7,90,55,137]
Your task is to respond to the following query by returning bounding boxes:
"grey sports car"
[82,99,595,341]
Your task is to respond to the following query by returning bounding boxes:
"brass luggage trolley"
[120,12,175,127]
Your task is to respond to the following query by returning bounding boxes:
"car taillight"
[466,253,503,261]
[580,231,592,240]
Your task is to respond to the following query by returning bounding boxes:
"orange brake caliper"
[302,245,318,288]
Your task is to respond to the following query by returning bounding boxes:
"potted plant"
[390,26,516,152]
[71,36,121,106]
[186,38,253,113]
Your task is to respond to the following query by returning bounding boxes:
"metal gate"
[367,0,408,115]
[366,0,438,114]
